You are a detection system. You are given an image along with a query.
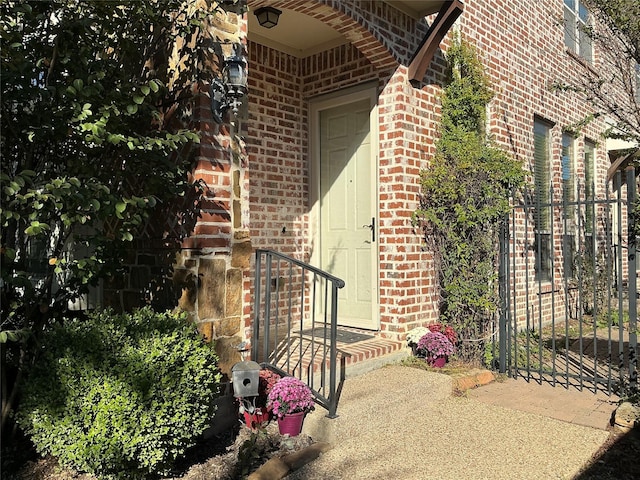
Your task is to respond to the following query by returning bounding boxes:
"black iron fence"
[251,249,346,417]
[498,166,637,395]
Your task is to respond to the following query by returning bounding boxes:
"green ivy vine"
[413,35,526,362]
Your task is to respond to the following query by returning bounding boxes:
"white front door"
[312,89,378,330]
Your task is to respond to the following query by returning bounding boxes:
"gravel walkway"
[287,365,609,480]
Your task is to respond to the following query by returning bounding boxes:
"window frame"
[583,139,597,265]
[563,0,593,64]
[561,132,577,224]
[533,118,554,282]
[583,139,596,234]
[561,132,577,279]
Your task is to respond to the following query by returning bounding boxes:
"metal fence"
[498,166,637,395]
[251,249,346,417]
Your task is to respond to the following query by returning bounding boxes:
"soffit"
[247,1,449,58]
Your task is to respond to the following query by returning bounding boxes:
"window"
[562,133,576,278]
[534,119,553,281]
[561,133,576,221]
[564,0,593,63]
[584,140,596,261]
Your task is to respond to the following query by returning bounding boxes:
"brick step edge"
[451,369,496,395]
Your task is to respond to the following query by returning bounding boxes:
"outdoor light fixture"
[210,44,247,123]
[254,6,281,28]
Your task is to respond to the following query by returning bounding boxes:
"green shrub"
[16,307,222,479]
[413,35,526,362]
[596,309,629,329]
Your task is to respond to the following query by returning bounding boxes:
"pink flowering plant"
[267,376,315,418]
[416,331,456,359]
[259,369,280,397]
[428,323,458,346]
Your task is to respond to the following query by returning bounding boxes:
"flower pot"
[243,408,270,430]
[427,355,447,368]
[277,411,305,436]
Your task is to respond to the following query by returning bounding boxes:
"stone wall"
[173,241,251,378]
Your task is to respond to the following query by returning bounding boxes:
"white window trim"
[563,0,593,63]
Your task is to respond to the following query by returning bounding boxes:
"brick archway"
[248,0,405,71]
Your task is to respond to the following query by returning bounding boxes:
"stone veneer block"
[233,169,240,197]
[214,335,242,378]
[198,258,226,319]
[231,240,252,269]
[174,269,197,312]
[232,199,241,228]
[178,287,196,312]
[213,316,241,337]
[234,230,250,241]
[198,321,214,342]
[225,268,243,316]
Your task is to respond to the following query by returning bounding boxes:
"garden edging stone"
[450,368,496,393]
[247,442,333,480]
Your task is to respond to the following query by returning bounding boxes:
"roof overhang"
[408,0,464,84]
[608,148,640,183]
[385,1,453,19]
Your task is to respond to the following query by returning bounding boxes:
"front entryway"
[311,88,378,330]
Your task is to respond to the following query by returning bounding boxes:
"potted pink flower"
[267,376,315,436]
[416,331,456,367]
[428,323,458,346]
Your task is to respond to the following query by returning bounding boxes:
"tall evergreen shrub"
[413,36,526,362]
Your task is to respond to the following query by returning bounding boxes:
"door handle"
[362,217,375,242]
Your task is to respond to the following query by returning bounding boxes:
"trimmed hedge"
[17,308,222,479]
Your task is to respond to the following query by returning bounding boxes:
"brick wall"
[376,67,442,336]
[172,7,250,377]
[245,1,443,340]
[455,0,619,327]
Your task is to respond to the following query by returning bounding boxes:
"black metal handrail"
[251,249,346,417]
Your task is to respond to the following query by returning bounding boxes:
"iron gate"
[498,166,637,395]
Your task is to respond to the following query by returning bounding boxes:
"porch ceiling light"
[210,44,248,124]
[254,6,281,28]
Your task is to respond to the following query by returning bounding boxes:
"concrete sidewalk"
[468,375,618,431]
[288,365,614,480]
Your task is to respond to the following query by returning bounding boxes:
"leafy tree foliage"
[582,1,639,267]
[1,0,223,433]
[556,0,640,144]
[414,37,526,362]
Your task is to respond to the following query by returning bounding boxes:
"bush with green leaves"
[16,308,222,479]
[413,35,526,362]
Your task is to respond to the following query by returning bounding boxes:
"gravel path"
[288,366,609,480]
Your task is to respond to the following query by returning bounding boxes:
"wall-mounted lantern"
[210,43,247,124]
[254,6,281,29]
